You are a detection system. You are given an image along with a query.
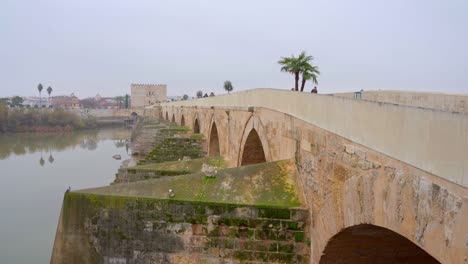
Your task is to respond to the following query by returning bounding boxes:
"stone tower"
[130,83,167,108]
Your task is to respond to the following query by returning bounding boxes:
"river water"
[0,128,132,264]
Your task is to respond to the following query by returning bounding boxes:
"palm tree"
[278,51,318,91]
[300,64,320,92]
[223,81,233,94]
[37,83,43,107]
[47,86,53,107]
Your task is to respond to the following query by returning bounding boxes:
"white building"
[22,96,50,108]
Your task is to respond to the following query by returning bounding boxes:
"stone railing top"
[161,88,468,188]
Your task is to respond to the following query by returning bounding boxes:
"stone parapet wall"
[160,88,468,188]
[331,90,468,114]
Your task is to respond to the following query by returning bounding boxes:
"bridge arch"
[193,118,200,134]
[208,122,220,156]
[165,111,168,121]
[181,115,185,126]
[171,113,175,123]
[320,224,440,264]
[238,115,271,166]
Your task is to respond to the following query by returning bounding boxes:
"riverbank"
[0,107,96,132]
[0,106,133,133]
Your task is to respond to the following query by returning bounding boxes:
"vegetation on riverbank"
[0,104,98,133]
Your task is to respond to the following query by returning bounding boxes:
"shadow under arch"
[181,115,185,126]
[171,113,175,123]
[165,111,168,121]
[237,115,271,166]
[320,224,440,264]
[130,112,138,121]
[209,122,220,156]
[240,128,266,165]
[193,118,200,134]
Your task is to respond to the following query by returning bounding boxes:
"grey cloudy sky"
[1,0,467,98]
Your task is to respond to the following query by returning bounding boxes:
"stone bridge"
[156,89,468,263]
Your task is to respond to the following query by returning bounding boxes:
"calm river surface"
[0,127,132,264]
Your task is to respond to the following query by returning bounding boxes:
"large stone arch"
[206,111,229,158]
[208,122,220,156]
[301,144,468,264]
[238,115,271,166]
[320,224,440,264]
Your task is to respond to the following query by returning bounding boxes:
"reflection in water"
[0,128,132,162]
[0,127,132,263]
[48,153,55,164]
[114,140,126,148]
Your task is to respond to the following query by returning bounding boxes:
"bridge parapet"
[161,88,468,188]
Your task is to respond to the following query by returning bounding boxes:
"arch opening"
[194,119,200,134]
[209,123,220,156]
[130,112,138,121]
[320,224,440,264]
[165,112,168,121]
[171,114,175,123]
[181,115,185,126]
[241,129,266,166]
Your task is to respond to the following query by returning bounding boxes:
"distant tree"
[209,92,215,97]
[0,103,7,132]
[11,96,24,107]
[196,91,203,98]
[37,83,43,107]
[125,94,129,109]
[203,93,208,98]
[0,98,9,105]
[182,94,189,100]
[47,86,53,106]
[223,81,233,94]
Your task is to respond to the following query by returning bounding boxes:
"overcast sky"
[1,0,467,98]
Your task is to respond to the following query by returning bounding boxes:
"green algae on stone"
[77,159,304,208]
